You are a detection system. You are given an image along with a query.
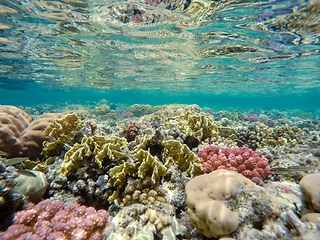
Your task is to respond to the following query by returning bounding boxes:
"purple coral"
[243,113,260,122]
[198,146,271,180]
[0,199,110,240]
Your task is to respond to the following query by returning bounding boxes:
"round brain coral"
[198,146,271,180]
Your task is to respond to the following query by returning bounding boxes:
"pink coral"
[198,146,271,180]
[0,199,110,240]
[125,121,140,142]
[122,112,134,118]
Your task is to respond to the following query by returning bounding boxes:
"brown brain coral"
[0,105,65,159]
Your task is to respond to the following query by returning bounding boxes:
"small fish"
[287,165,315,171]
[0,150,8,157]
[270,167,294,173]
[270,165,316,174]
[17,169,37,178]
[3,157,29,166]
[76,166,88,175]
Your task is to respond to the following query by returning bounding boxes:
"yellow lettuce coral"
[58,135,128,176]
[107,149,166,203]
[42,113,84,157]
[164,107,218,141]
[163,140,202,178]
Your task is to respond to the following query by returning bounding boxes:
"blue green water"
[0,0,319,111]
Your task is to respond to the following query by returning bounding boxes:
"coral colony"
[1,104,320,239]
[198,146,271,180]
[0,200,109,240]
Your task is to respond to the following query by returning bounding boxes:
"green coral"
[164,107,219,141]
[58,135,128,176]
[163,140,202,178]
[42,113,84,157]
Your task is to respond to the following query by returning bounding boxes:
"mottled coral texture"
[0,199,110,240]
[198,146,271,180]
[126,121,140,142]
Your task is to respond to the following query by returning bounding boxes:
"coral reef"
[198,146,271,180]
[0,199,110,240]
[3,103,320,239]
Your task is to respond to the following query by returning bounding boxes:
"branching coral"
[0,199,110,240]
[198,146,271,180]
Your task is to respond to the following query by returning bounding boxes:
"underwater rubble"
[0,103,320,239]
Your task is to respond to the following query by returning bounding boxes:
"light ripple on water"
[0,0,319,95]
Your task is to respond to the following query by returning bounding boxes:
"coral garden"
[1,103,320,239]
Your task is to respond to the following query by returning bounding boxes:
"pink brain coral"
[0,199,110,240]
[198,146,271,180]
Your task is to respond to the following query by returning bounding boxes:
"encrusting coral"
[104,203,186,239]
[121,177,167,207]
[238,123,304,150]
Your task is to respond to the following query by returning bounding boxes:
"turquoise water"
[0,0,319,110]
